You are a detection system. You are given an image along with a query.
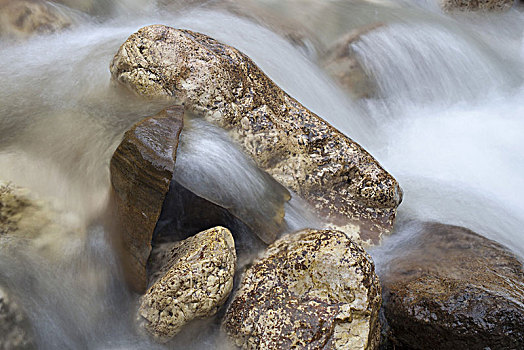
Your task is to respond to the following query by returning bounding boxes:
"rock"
[321,24,382,99]
[223,229,381,350]
[0,286,35,350]
[109,25,402,245]
[138,226,236,342]
[441,0,514,11]
[0,181,82,256]
[381,222,524,350]
[0,0,72,39]
[109,106,184,293]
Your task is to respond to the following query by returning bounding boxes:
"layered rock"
[109,106,184,293]
[138,226,236,342]
[109,25,402,245]
[0,286,34,350]
[223,229,381,350]
[321,24,382,99]
[0,0,72,39]
[441,0,514,11]
[381,222,524,350]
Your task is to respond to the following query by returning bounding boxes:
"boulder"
[441,0,514,11]
[109,25,402,245]
[381,222,524,350]
[223,229,381,350]
[321,24,382,99]
[0,286,35,350]
[109,106,184,293]
[0,0,72,39]
[109,106,288,292]
[138,226,236,342]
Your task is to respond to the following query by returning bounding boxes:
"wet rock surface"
[223,229,381,350]
[441,0,514,11]
[321,24,381,99]
[0,286,35,350]
[109,25,402,245]
[109,106,184,292]
[381,222,524,350]
[0,0,72,39]
[138,226,236,342]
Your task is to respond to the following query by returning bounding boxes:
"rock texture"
[381,222,524,350]
[0,286,34,350]
[0,0,72,39]
[138,226,236,342]
[110,25,402,245]
[441,0,514,11]
[109,106,184,292]
[223,229,381,350]
[321,24,382,99]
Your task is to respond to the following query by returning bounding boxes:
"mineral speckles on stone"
[138,226,236,342]
[441,0,514,11]
[223,229,381,350]
[109,106,184,292]
[109,25,403,245]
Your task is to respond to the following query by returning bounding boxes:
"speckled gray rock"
[321,24,382,99]
[0,0,72,39]
[138,226,236,342]
[381,222,524,350]
[109,25,402,245]
[223,229,381,349]
[0,286,35,350]
[441,0,514,11]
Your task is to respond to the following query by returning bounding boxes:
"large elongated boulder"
[138,226,236,342]
[381,222,524,350]
[223,229,381,350]
[109,25,402,245]
[109,106,184,292]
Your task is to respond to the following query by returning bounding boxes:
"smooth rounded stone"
[138,226,236,342]
[0,0,72,39]
[109,106,184,293]
[109,25,403,245]
[223,229,381,350]
[441,0,514,11]
[381,222,524,350]
[321,24,382,99]
[0,286,35,350]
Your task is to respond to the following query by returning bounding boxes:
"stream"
[0,0,523,348]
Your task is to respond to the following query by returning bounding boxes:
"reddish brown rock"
[109,106,184,292]
[109,25,403,245]
[381,222,524,350]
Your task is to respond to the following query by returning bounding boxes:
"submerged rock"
[0,0,72,39]
[110,25,402,245]
[223,229,381,350]
[321,24,381,99]
[441,0,514,11]
[138,226,236,342]
[109,106,184,293]
[0,286,34,350]
[381,222,524,350]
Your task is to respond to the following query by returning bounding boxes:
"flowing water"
[0,0,523,348]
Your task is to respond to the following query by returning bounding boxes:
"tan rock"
[109,106,184,293]
[0,286,35,350]
[441,0,514,11]
[381,222,524,350]
[223,229,381,350]
[321,24,383,99]
[109,25,402,245]
[0,0,72,39]
[138,226,236,342]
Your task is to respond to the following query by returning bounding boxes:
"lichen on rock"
[223,229,381,350]
[109,24,402,245]
[138,226,236,342]
[0,286,35,350]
